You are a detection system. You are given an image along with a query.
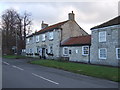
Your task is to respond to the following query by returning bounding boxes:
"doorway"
[42,48,46,59]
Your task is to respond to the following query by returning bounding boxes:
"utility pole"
[15,29,18,55]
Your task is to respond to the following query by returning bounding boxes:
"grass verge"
[3,55,28,59]
[30,59,120,82]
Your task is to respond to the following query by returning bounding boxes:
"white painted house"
[26,11,120,66]
[26,11,90,63]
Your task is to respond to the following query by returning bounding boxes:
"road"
[2,58,118,88]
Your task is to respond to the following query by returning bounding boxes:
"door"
[42,48,46,59]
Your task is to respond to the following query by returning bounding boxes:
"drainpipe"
[59,28,62,59]
[88,45,91,64]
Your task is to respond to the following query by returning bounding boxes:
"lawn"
[30,59,120,82]
[3,55,28,59]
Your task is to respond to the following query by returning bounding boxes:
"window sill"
[82,54,89,56]
[99,58,106,59]
[116,58,120,59]
[63,54,69,57]
[49,39,53,41]
[42,41,45,42]
[99,41,106,43]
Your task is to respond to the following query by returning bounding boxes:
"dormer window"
[49,32,53,40]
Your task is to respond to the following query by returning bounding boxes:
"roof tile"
[61,35,91,46]
[37,20,68,34]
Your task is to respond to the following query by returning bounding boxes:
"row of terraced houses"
[25,11,120,66]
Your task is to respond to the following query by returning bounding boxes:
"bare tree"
[1,9,32,55]
[2,9,18,54]
[23,12,32,42]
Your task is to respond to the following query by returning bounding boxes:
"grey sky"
[0,1,118,34]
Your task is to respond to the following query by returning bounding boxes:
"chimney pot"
[41,21,48,29]
[68,11,75,21]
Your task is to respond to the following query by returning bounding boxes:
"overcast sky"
[0,0,119,34]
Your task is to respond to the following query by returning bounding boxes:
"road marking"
[12,65,24,71]
[32,73,59,85]
[3,62,10,65]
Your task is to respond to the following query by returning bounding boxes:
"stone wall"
[26,29,61,59]
[61,20,88,43]
[61,46,90,63]
[90,25,120,66]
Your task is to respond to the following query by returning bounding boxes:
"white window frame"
[25,49,28,53]
[48,45,53,54]
[39,48,42,56]
[26,38,30,44]
[82,46,89,55]
[50,46,53,54]
[36,35,39,42]
[48,46,50,53]
[99,31,106,42]
[76,49,78,54]
[22,49,26,53]
[36,47,39,53]
[42,34,45,41]
[99,48,107,59]
[116,48,120,59]
[29,49,32,53]
[63,47,69,55]
[49,32,53,40]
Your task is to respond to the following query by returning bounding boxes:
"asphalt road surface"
[2,58,118,88]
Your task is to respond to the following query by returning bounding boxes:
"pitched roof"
[61,35,91,46]
[91,16,120,30]
[26,20,68,38]
[36,20,68,35]
[26,33,34,38]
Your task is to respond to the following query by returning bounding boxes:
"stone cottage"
[90,16,120,66]
[26,11,90,62]
[61,35,91,63]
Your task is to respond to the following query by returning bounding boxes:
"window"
[99,31,106,42]
[30,49,32,54]
[26,49,28,53]
[48,46,53,54]
[76,49,78,54]
[82,46,89,55]
[42,34,45,41]
[63,47,69,55]
[22,49,26,53]
[50,46,53,54]
[36,35,39,42]
[69,50,71,54]
[99,48,107,59]
[26,38,30,44]
[36,47,40,53]
[39,48,42,56]
[116,48,120,59]
[49,32,53,40]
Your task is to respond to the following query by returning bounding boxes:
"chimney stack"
[68,11,75,21]
[41,21,48,29]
